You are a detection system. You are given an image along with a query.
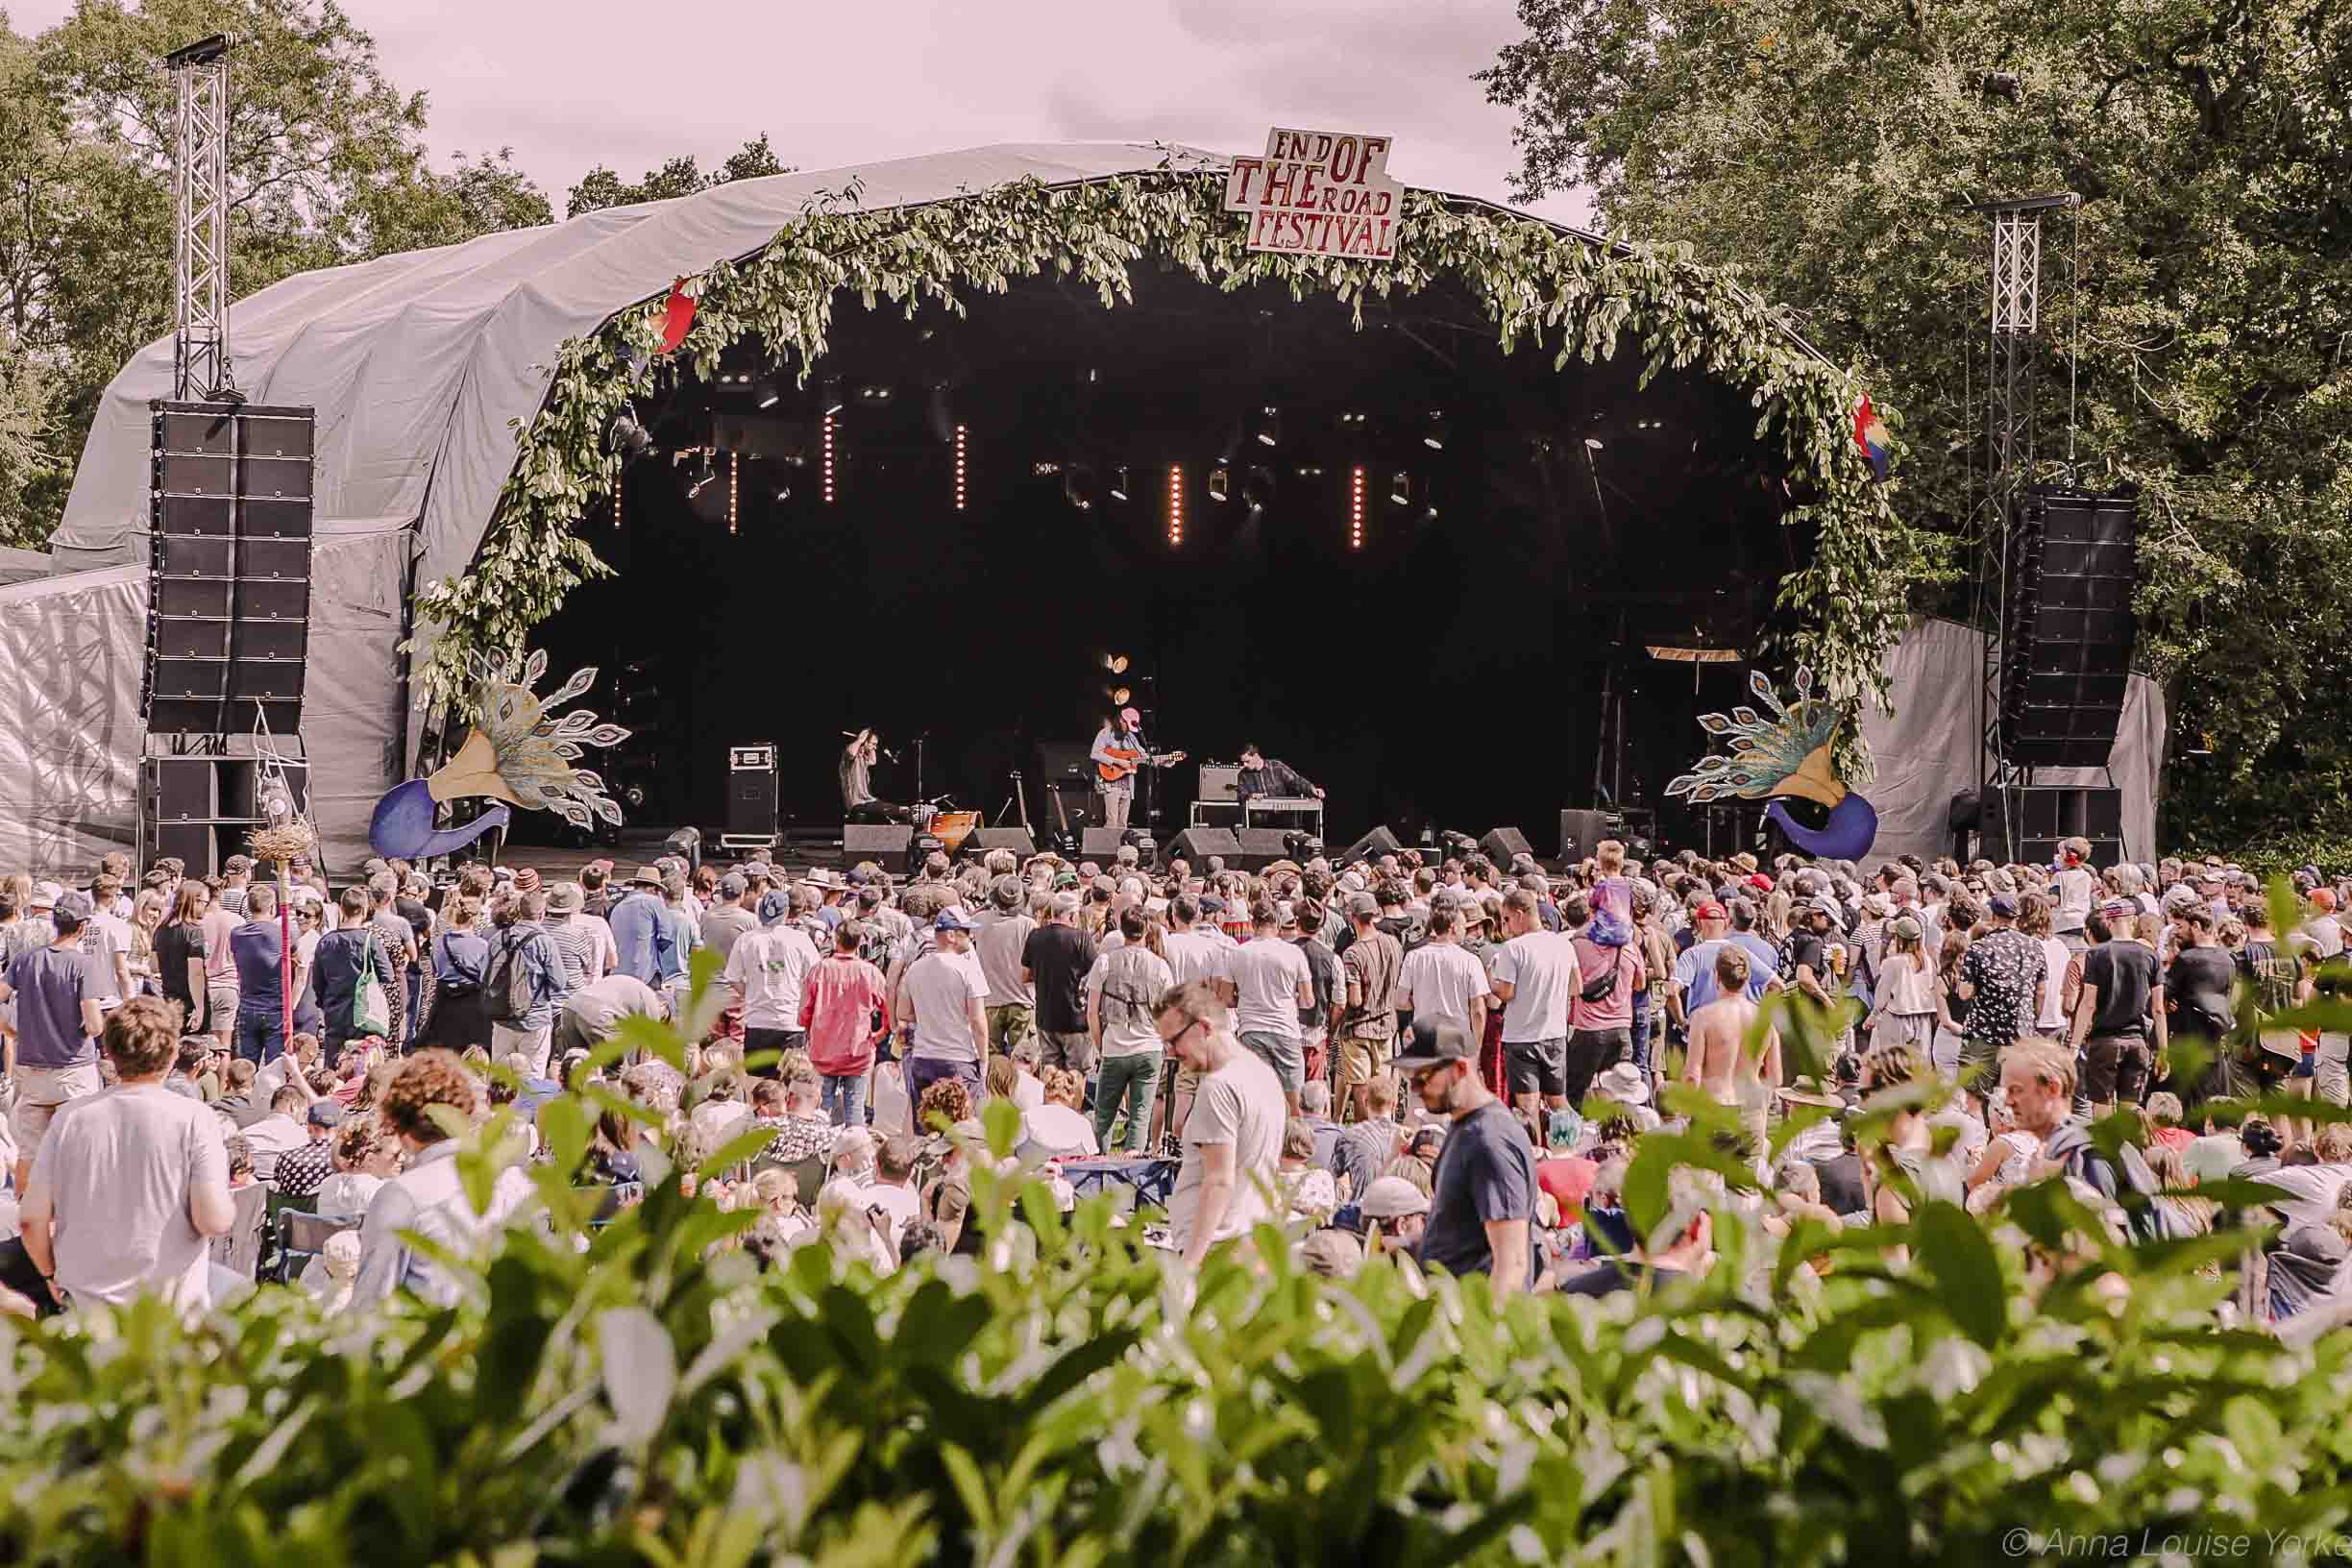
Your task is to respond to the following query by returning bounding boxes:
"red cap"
[1747,873,1773,893]
[1695,901,1727,921]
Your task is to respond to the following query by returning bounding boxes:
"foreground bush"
[6,1096,2352,1568]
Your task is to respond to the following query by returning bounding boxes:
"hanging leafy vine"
[408,166,1936,777]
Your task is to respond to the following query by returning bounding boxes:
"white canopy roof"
[55,140,1231,591]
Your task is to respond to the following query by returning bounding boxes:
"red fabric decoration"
[658,280,697,355]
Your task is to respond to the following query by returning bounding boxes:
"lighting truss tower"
[1972,192,2078,849]
[167,34,234,402]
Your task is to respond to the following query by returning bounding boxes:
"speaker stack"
[1999,488,2138,770]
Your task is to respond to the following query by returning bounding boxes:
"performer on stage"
[841,729,904,824]
[1237,742,1324,806]
[1090,707,1177,832]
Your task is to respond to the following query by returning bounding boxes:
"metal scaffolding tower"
[1972,192,2078,854]
[167,34,234,402]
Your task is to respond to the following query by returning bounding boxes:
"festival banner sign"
[1223,129,1403,260]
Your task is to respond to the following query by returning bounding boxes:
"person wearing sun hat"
[607,865,674,988]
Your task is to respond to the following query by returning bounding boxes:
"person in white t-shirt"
[1487,889,1580,1117]
[1160,894,1235,1001]
[863,1133,924,1256]
[1223,899,1314,1114]
[1021,1066,1101,1159]
[1398,904,1492,1047]
[900,910,990,1109]
[1155,980,1287,1269]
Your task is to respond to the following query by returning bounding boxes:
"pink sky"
[12,0,1587,227]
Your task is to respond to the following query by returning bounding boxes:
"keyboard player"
[1237,742,1325,833]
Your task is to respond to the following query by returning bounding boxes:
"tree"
[1482,0,2352,851]
[0,0,554,544]
[565,135,794,218]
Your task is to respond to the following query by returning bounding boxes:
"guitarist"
[1090,707,1177,832]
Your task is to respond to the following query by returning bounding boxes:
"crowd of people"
[0,833,2346,1328]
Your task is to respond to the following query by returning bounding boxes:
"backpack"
[483,930,537,1024]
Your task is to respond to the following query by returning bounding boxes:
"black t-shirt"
[1785,931,1825,985]
[397,895,432,943]
[2081,940,2158,1037]
[2169,945,2236,1036]
[1020,923,1098,1034]
[154,919,208,1011]
[1413,1101,1537,1278]
[1377,913,1427,955]
[1816,1152,1868,1216]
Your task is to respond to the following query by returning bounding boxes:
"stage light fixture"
[858,384,894,404]
[1109,465,1131,502]
[1242,464,1277,517]
[1250,404,1282,448]
[1349,464,1365,551]
[1167,465,1184,546]
[821,378,845,416]
[1389,470,1411,506]
[755,376,780,409]
[1423,410,1447,450]
[1583,436,1605,451]
[687,453,715,499]
[1103,653,1130,674]
[607,406,652,462]
[822,410,837,503]
[727,451,739,534]
[1065,463,1098,511]
[772,479,792,502]
[1337,410,1367,426]
[1295,464,1325,478]
[1208,464,1231,502]
[1106,684,1132,705]
[953,424,968,510]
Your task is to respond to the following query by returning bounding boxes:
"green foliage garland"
[412,168,1938,772]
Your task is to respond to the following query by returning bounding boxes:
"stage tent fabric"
[44,143,1229,870]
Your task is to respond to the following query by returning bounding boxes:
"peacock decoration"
[1665,668,1879,860]
[369,651,632,860]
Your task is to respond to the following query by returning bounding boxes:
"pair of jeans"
[821,1072,868,1127]
[1629,992,1655,1074]
[1092,1049,1163,1154]
[905,1054,981,1113]
[233,1004,286,1066]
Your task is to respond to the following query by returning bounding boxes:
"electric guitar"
[1095,747,1188,784]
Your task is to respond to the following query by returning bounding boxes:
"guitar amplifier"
[1196,764,1239,803]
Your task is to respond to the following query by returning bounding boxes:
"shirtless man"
[1681,945,1781,1154]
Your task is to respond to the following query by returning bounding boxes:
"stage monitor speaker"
[965,827,1038,859]
[1341,824,1401,865]
[1172,827,1240,866]
[1558,809,1616,861]
[1479,827,1533,868]
[1232,828,1293,871]
[843,824,915,866]
[1998,489,2138,770]
[1080,827,1127,861]
[144,401,314,735]
[725,744,779,840]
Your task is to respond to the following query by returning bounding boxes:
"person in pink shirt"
[798,920,891,1126]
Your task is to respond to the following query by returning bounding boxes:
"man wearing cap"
[1226,898,1315,1115]
[1020,892,1098,1076]
[0,889,106,1193]
[2068,900,2164,1115]
[1392,1019,1533,1292]
[215,854,254,918]
[724,890,821,1075]
[1087,905,1174,1154]
[700,873,759,969]
[1358,1175,1430,1257]
[900,909,990,1106]
[1334,890,1403,1123]
[1089,707,1151,833]
[973,875,1038,1062]
[608,866,674,988]
[1957,893,2047,1076]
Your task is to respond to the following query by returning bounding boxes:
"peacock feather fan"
[464,650,633,830]
[1664,668,1841,803]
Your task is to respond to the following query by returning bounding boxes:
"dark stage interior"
[532,255,1810,857]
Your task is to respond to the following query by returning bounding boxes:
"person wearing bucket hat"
[1389,1017,1534,1290]
[973,874,1038,1063]
[607,865,676,987]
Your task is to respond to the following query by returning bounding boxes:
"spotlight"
[607,406,652,462]
[1336,410,1368,426]
[1423,410,1448,450]
[1103,652,1130,674]
[1065,463,1098,511]
[821,377,845,416]
[755,376,780,410]
[1109,464,1131,502]
[772,480,792,502]
[1241,464,1277,516]
[1208,464,1231,502]
[858,384,894,404]
[1249,404,1282,448]
[1106,685,1132,705]
[1583,436,1605,451]
[1389,470,1411,506]
[687,453,715,499]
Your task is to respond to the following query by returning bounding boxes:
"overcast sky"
[15,0,1586,227]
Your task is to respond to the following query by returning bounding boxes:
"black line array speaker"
[1989,785,2124,867]
[144,401,314,734]
[964,827,1038,859]
[1171,827,1239,865]
[1480,827,1533,868]
[1999,488,2138,770]
[724,744,778,840]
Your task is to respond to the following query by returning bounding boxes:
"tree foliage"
[0,0,555,543]
[565,134,794,218]
[1482,0,2352,847]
